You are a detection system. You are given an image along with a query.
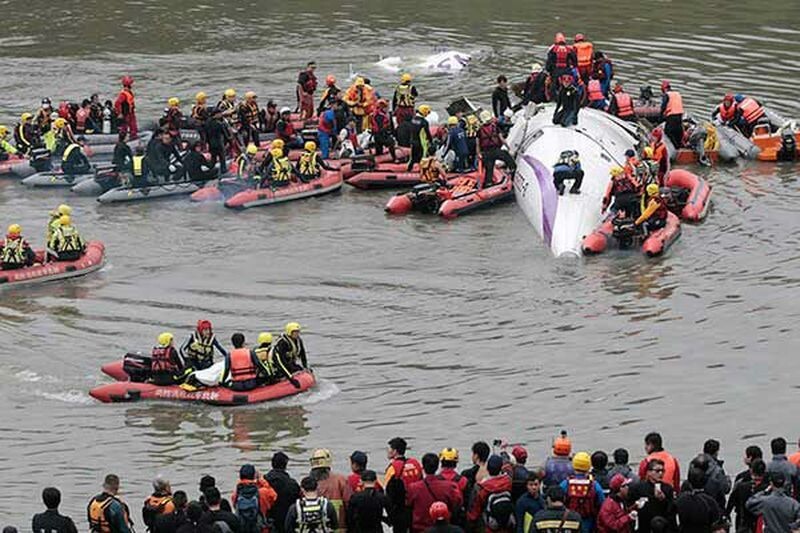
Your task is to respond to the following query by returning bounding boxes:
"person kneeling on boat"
[602,166,640,218]
[112,132,133,173]
[635,183,668,234]
[150,332,190,386]
[419,157,448,188]
[298,141,334,183]
[184,141,218,183]
[271,322,308,389]
[0,224,36,270]
[235,143,260,180]
[371,99,398,162]
[61,142,91,176]
[46,204,72,244]
[48,215,85,261]
[552,150,583,195]
[148,131,184,183]
[254,332,278,383]
[222,333,272,392]
[0,125,18,161]
[260,147,300,189]
[181,320,229,371]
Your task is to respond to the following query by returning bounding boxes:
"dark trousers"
[664,115,684,148]
[481,147,515,188]
[408,144,424,171]
[208,144,227,177]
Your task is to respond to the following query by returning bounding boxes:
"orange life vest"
[614,93,634,118]
[151,346,179,374]
[552,45,573,69]
[718,102,737,122]
[587,80,604,102]
[574,41,594,71]
[739,97,765,124]
[229,348,257,382]
[664,91,684,117]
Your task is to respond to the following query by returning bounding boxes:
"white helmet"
[280,106,291,114]
[503,109,514,119]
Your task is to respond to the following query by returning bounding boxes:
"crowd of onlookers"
[8,432,800,533]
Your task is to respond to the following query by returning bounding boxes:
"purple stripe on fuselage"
[521,155,558,245]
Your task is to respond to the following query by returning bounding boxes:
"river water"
[1,0,800,524]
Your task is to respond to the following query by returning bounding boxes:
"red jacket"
[467,474,512,522]
[347,472,383,493]
[438,467,469,495]
[406,474,463,533]
[597,497,633,533]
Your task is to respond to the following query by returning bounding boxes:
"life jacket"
[574,42,594,71]
[150,346,178,374]
[664,91,684,117]
[186,331,216,363]
[718,102,737,123]
[15,123,31,147]
[229,348,257,382]
[465,120,479,138]
[76,108,89,132]
[191,104,208,122]
[241,102,260,125]
[552,45,572,69]
[614,93,634,118]
[236,154,255,178]
[299,151,320,176]
[271,157,293,183]
[587,80,604,102]
[114,88,135,116]
[640,195,668,222]
[53,225,82,253]
[565,477,599,519]
[88,493,130,533]
[133,155,144,177]
[62,143,82,163]
[478,122,503,151]
[1,237,26,265]
[278,120,296,141]
[611,174,639,196]
[142,494,175,529]
[739,97,765,124]
[254,345,274,375]
[395,83,416,107]
[300,71,318,94]
[370,110,391,134]
[420,163,444,183]
[279,333,304,362]
[296,497,331,533]
[318,112,335,135]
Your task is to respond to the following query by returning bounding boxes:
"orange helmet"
[553,433,572,457]
[326,75,336,86]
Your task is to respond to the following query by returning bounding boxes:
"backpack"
[142,495,172,530]
[235,483,265,533]
[297,497,329,533]
[484,490,515,531]
[566,478,598,519]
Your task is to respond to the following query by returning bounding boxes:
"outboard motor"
[777,131,798,161]
[122,353,152,382]
[29,147,53,172]
[639,85,655,104]
[612,217,639,250]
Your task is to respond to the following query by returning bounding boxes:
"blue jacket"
[544,456,574,487]
[447,125,469,156]
[515,492,546,533]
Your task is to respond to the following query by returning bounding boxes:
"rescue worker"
[640,146,659,185]
[592,51,615,97]
[650,129,669,186]
[0,224,36,270]
[0,125,19,160]
[445,116,469,172]
[560,453,605,533]
[276,107,304,149]
[180,320,228,371]
[76,99,95,134]
[238,91,262,147]
[235,143,260,179]
[602,166,640,218]
[183,141,217,182]
[521,64,550,105]
[477,110,516,189]
[205,108,230,178]
[552,150,583,195]
[261,147,299,189]
[48,215,85,261]
[635,183,668,234]
[607,84,635,121]
[191,92,209,142]
[112,132,133,173]
[544,432,575,487]
[52,117,79,156]
[545,33,577,86]
[406,454,463,533]
[35,98,54,134]
[318,75,341,115]
[297,61,318,120]
[464,115,480,169]
[553,74,580,127]
[309,449,351,533]
[408,105,433,171]
[130,146,149,187]
[419,157,447,187]
[87,474,133,533]
[161,97,183,141]
[585,79,606,110]
[317,100,339,160]
[114,76,138,139]
[59,141,91,176]
[343,77,375,133]
[142,477,176,530]
[466,455,514,533]
[222,333,270,392]
[272,322,308,388]
[263,101,280,133]
[492,76,512,118]
[530,486,581,533]
[254,332,275,382]
[15,112,38,154]
[573,34,594,82]
[393,73,418,126]
[385,437,424,533]
[438,448,469,499]
[427,502,461,533]
[733,94,766,138]
[284,476,339,533]
[660,81,684,148]
[216,88,239,130]
[370,100,397,161]
[298,141,334,183]
[711,94,738,125]
[46,204,72,244]
[32,486,78,533]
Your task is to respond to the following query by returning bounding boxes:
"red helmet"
[326,75,336,86]
[122,76,134,87]
[574,33,585,43]
[660,80,671,92]
[512,446,528,462]
[554,32,566,45]
[197,319,212,332]
[429,502,450,522]
[723,93,734,103]
[652,128,663,140]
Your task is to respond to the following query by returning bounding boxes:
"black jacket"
[675,490,722,533]
[153,510,188,533]
[347,488,391,533]
[200,509,240,533]
[492,87,511,118]
[627,480,676,533]
[204,118,229,149]
[32,509,78,533]
[265,469,301,533]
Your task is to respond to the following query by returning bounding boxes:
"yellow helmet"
[271,139,285,150]
[285,322,301,335]
[304,141,317,152]
[572,451,591,473]
[157,332,174,347]
[0,125,7,137]
[400,73,412,83]
[59,214,71,226]
[467,115,479,125]
[354,77,365,87]
[646,183,660,196]
[53,117,67,128]
[195,91,207,103]
[224,88,236,98]
[168,97,180,107]
[21,112,33,122]
[244,91,256,100]
[246,143,258,156]
[7,224,21,235]
[270,147,283,159]
[643,146,654,159]
[439,447,459,462]
[57,204,72,216]
[257,332,273,345]
[310,448,333,468]
[447,116,458,126]
[610,166,624,177]
[418,104,432,116]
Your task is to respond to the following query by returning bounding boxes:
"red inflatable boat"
[0,241,105,288]
[673,149,719,165]
[224,169,343,209]
[582,212,681,258]
[0,154,28,176]
[90,359,315,405]
[664,169,711,222]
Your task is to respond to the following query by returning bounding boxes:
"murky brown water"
[1,0,800,525]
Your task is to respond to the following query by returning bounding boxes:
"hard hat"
[57,204,72,215]
[325,75,336,86]
[245,91,256,100]
[647,183,660,196]
[479,110,492,122]
[467,115,479,124]
[418,104,431,116]
[21,112,33,121]
[613,83,623,94]
[257,332,273,345]
[280,106,291,114]
[195,91,207,102]
[246,143,258,156]
[224,88,236,98]
[625,148,636,158]
[512,446,528,463]
[652,128,663,140]
[196,319,212,332]
[643,146,654,159]
[503,108,514,119]
[401,73,413,83]
[734,94,744,103]
[610,166,625,177]
[168,97,180,107]
[7,224,21,235]
[531,62,542,72]
[0,125,7,136]
[553,433,572,456]
[572,452,592,472]
[310,448,333,468]
[121,75,134,87]
[42,97,52,106]
[355,77,365,87]
[50,112,59,120]
[271,139,285,149]
[157,332,174,347]
[429,502,450,523]
[723,93,734,103]
[270,147,283,158]
[285,322,301,335]
[660,80,671,92]
[555,32,566,44]
[575,33,585,42]
[58,214,72,226]
[439,447,459,462]
[304,141,317,152]
[447,116,458,126]
[53,117,67,128]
